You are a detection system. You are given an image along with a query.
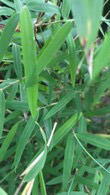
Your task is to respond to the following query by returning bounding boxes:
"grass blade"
[20,6,38,117]
[27,1,60,15]
[97,171,110,195]
[93,72,110,105]
[62,133,75,191]
[61,0,72,18]
[0,7,14,16]
[12,44,23,80]
[37,21,73,74]
[93,32,110,79]
[22,147,47,182]
[0,13,19,62]
[14,0,22,13]
[77,133,110,150]
[51,113,78,149]
[0,122,19,162]
[66,34,78,86]
[44,91,74,120]
[57,192,87,195]
[0,90,5,137]
[0,0,14,8]
[13,117,36,169]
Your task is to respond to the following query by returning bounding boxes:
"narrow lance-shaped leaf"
[97,170,110,195]
[0,7,14,16]
[0,122,20,162]
[0,90,5,137]
[66,34,78,86]
[20,6,38,117]
[22,147,47,182]
[0,0,14,8]
[37,21,73,75]
[12,44,23,80]
[93,72,110,105]
[62,133,75,191]
[44,91,75,120]
[14,0,22,13]
[0,13,19,62]
[61,0,72,18]
[61,0,78,86]
[13,116,36,169]
[93,32,110,79]
[87,105,110,117]
[57,192,87,195]
[27,1,60,15]
[51,113,79,149]
[77,133,110,150]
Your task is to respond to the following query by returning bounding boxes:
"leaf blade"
[0,122,19,162]
[77,133,110,150]
[44,91,75,120]
[0,13,19,62]
[13,117,36,169]
[0,90,5,137]
[38,21,73,74]
[62,133,75,191]
[51,113,78,149]
[20,6,38,117]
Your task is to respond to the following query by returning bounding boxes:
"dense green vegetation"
[0,0,110,194]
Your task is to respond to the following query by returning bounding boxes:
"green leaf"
[87,105,110,117]
[0,187,7,195]
[0,79,18,90]
[76,176,98,189]
[6,100,28,112]
[62,133,75,191]
[44,91,75,120]
[93,32,110,79]
[93,72,110,105]
[20,6,38,117]
[97,171,110,195]
[0,0,14,8]
[72,0,103,48]
[37,21,73,74]
[0,90,5,137]
[66,34,78,86]
[14,0,23,13]
[27,1,60,15]
[0,6,14,16]
[77,133,110,150]
[0,13,19,62]
[23,147,47,182]
[0,122,19,162]
[12,44,23,80]
[47,176,62,185]
[51,113,78,149]
[13,116,36,169]
[57,192,87,195]
[61,0,72,18]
